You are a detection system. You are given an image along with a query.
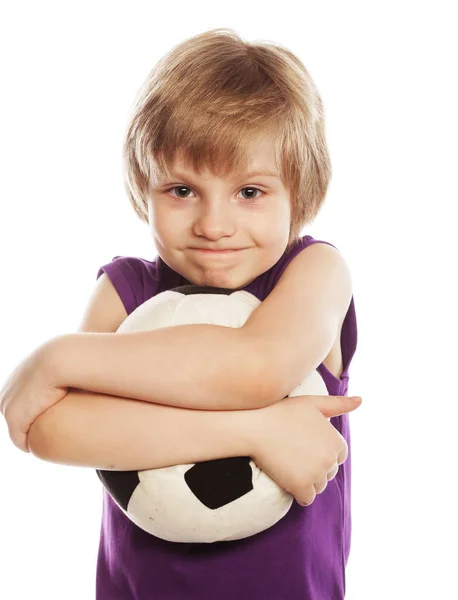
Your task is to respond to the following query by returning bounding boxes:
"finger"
[12,431,29,453]
[21,435,30,453]
[298,484,316,507]
[337,438,348,465]
[314,474,329,495]
[327,462,339,481]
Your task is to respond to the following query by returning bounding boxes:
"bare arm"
[44,325,271,412]
[27,386,258,471]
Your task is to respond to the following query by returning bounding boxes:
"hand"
[0,338,69,453]
[250,394,363,507]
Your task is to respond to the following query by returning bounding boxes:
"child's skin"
[26,386,360,507]
[0,126,362,507]
[147,128,291,291]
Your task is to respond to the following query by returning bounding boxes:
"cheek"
[149,205,178,235]
[147,201,158,229]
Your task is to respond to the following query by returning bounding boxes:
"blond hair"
[123,28,332,251]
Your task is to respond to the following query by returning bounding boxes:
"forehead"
[162,133,280,181]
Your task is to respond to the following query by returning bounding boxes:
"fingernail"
[350,396,362,402]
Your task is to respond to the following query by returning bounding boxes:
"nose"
[192,201,237,240]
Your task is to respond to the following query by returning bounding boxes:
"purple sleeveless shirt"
[95,234,358,600]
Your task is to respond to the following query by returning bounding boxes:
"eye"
[238,187,264,202]
[165,185,264,203]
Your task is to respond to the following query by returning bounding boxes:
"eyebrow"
[242,170,280,178]
[161,169,280,181]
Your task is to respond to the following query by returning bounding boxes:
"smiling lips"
[191,248,244,253]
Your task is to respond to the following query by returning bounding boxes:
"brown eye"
[169,186,193,198]
[240,187,263,201]
[165,185,264,202]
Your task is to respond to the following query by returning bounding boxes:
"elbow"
[253,375,283,409]
[27,416,54,461]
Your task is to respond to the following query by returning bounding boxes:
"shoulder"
[276,238,353,324]
[96,255,155,280]
[291,237,349,271]
[96,255,159,315]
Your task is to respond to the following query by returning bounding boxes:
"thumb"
[312,395,362,418]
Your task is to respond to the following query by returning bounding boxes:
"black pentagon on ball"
[185,456,253,509]
[96,469,140,511]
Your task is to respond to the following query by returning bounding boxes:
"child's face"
[147,132,291,289]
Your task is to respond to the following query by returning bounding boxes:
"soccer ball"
[96,285,328,543]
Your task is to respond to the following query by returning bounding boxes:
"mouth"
[191,248,244,254]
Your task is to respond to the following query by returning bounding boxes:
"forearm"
[45,325,270,411]
[27,387,258,471]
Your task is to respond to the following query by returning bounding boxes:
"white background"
[0,2,456,599]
